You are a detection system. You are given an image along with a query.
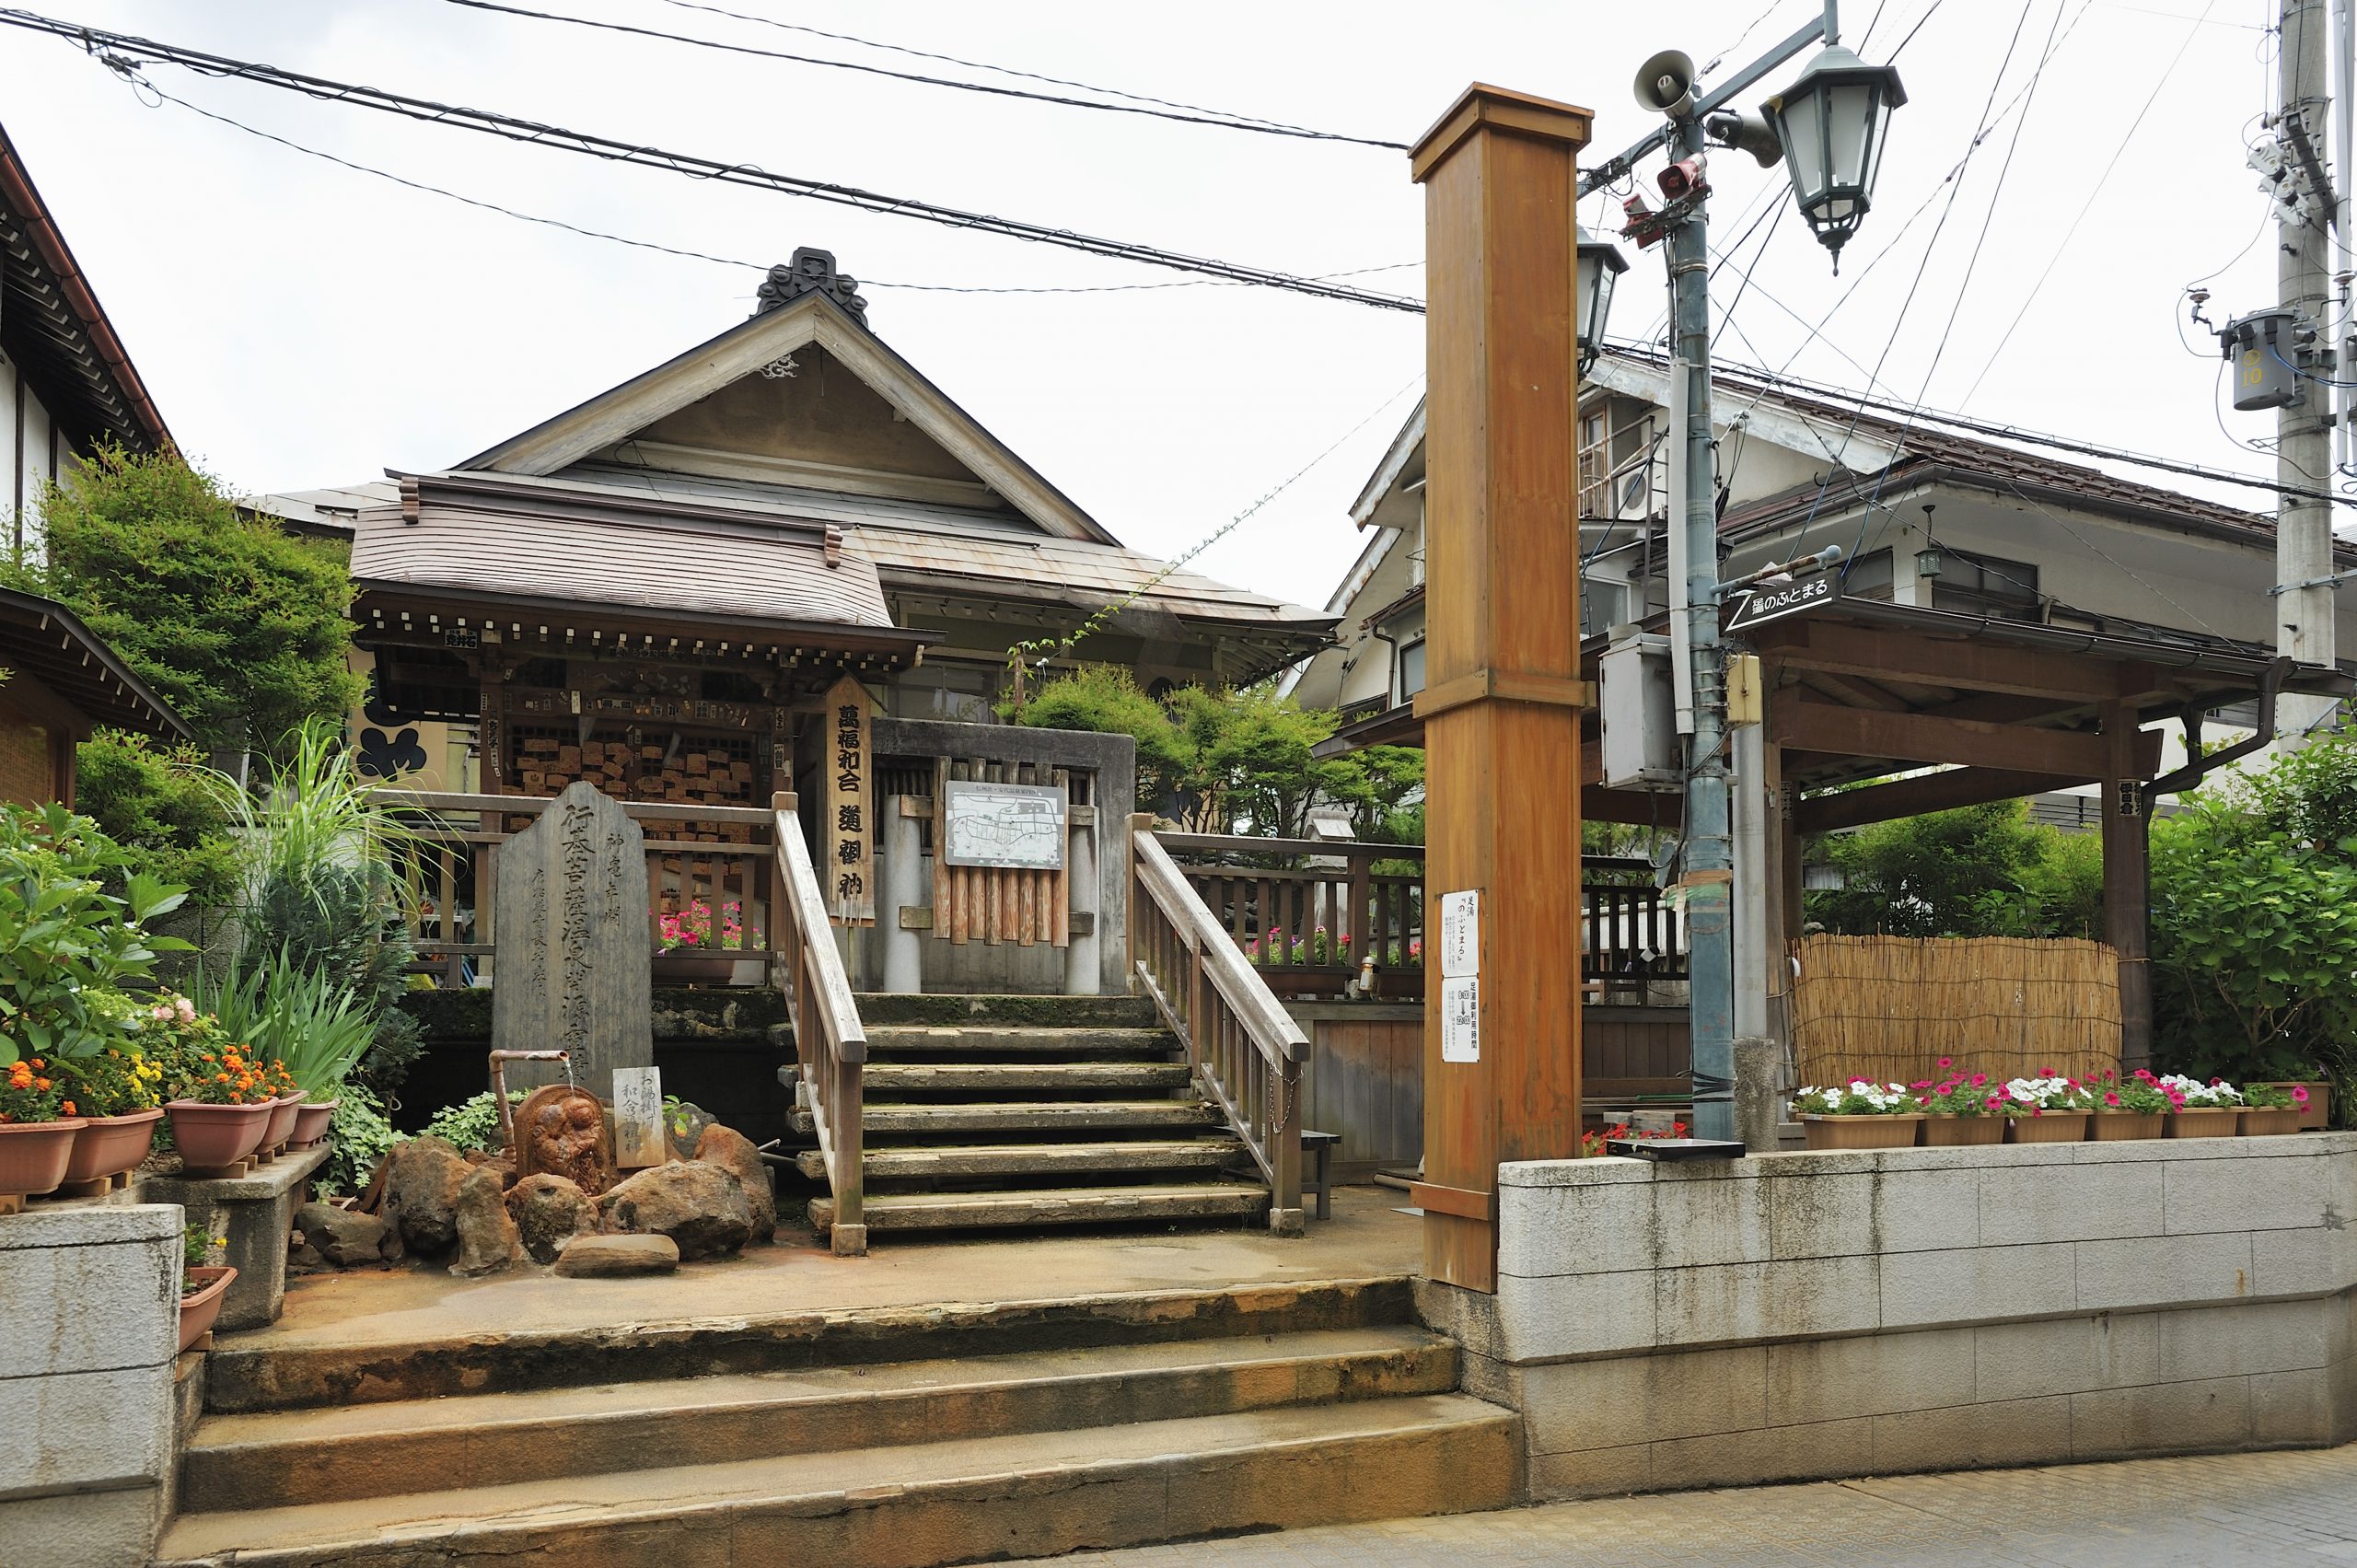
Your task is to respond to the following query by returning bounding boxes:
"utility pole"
[2279,0,2340,736]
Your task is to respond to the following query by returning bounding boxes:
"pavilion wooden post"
[1408,86,1593,1294]
[2099,700,2154,1074]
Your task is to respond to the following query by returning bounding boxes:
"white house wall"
[0,350,64,557]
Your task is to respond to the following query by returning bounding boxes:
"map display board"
[943,780,1066,870]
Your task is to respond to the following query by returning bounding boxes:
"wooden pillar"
[2099,700,2154,1074]
[1408,86,1593,1294]
[478,657,506,795]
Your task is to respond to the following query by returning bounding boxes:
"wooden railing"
[1155,833,1424,1000]
[372,790,779,986]
[771,791,867,1256]
[1129,819,1309,1234]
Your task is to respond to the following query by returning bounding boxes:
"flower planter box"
[2240,1107,2303,1137]
[2166,1107,2240,1139]
[60,1108,163,1187]
[2090,1111,2164,1141]
[1800,1114,1922,1150]
[1924,1115,2004,1146]
[259,1094,302,1156]
[652,953,740,986]
[289,1099,337,1149]
[179,1265,238,1353]
[2006,1112,2088,1144]
[0,1117,85,1204]
[2255,1081,2330,1132]
[166,1101,274,1171]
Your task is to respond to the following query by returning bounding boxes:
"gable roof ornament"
[755,248,867,326]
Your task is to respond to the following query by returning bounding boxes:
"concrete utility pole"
[2280,0,2340,736]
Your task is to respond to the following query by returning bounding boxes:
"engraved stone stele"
[512,1085,615,1198]
[491,781,655,1102]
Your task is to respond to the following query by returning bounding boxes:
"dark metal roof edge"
[351,581,937,650]
[0,585,189,738]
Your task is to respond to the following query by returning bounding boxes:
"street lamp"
[1761,45,1909,273]
[1577,227,1628,371]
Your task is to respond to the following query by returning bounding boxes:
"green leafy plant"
[2088,1070,2173,1115]
[183,1221,223,1272]
[422,1089,524,1156]
[202,951,377,1101]
[1805,798,2102,939]
[2242,1081,2309,1111]
[0,803,191,1068]
[1794,1080,1913,1115]
[319,1086,401,1198]
[73,731,238,906]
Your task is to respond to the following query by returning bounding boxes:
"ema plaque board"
[942,780,1066,870]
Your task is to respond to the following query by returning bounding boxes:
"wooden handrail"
[1153,831,1425,860]
[1129,820,1307,1234]
[772,794,866,1256]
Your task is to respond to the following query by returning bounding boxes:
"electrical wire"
[439,0,1407,149]
[0,8,1423,312]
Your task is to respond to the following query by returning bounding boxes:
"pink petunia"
[2293,1086,2311,1104]
[2104,1092,2121,1108]
[1936,1056,1953,1069]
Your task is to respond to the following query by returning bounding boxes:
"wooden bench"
[1303,1130,1340,1221]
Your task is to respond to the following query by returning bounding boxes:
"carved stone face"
[565,1099,598,1131]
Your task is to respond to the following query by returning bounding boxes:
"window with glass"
[1932,550,2042,621]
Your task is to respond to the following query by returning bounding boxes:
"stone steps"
[862,1025,1176,1059]
[861,1060,1195,1095]
[793,1098,1225,1137]
[799,1137,1248,1183]
[179,1325,1457,1510]
[853,993,1159,1028]
[157,1394,1516,1568]
[811,1181,1270,1232]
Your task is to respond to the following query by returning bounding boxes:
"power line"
[439,0,1408,150]
[0,7,1424,312]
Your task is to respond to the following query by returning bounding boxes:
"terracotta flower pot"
[1924,1114,2005,1146]
[2090,1111,2164,1141]
[2006,1111,2088,1144]
[179,1265,237,1354]
[260,1094,302,1153]
[0,1118,86,1199]
[1800,1114,1922,1151]
[652,953,737,986]
[289,1099,337,1148]
[2240,1107,2303,1137]
[62,1108,163,1183]
[2165,1107,2239,1139]
[166,1101,273,1167]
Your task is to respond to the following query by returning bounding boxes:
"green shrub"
[421,1089,523,1156]
[319,1085,401,1198]
[0,803,190,1067]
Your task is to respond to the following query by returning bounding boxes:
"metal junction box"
[2223,308,2306,412]
[1600,633,1679,790]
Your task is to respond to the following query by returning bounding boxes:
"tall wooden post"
[2099,701,2154,1074]
[1409,86,1592,1293]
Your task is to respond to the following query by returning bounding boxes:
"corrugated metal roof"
[352,473,895,630]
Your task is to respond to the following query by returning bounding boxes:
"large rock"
[553,1233,679,1277]
[294,1201,393,1268]
[692,1123,776,1244]
[666,1099,715,1160]
[382,1136,471,1255]
[597,1160,752,1261]
[506,1173,598,1265]
[448,1166,521,1277]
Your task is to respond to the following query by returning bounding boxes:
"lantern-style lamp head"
[1577,226,1628,372]
[1761,45,1907,272]
[1915,545,1945,580]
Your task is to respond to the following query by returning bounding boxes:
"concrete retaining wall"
[1422,1132,2357,1499]
[0,1203,181,1566]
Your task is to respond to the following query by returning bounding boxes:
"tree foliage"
[1805,798,2103,940]
[73,730,238,904]
[15,447,359,758]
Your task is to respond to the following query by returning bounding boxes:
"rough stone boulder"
[448,1166,521,1277]
[293,1201,393,1268]
[382,1136,472,1255]
[597,1160,752,1260]
[553,1234,679,1278]
[666,1099,714,1161]
[692,1123,776,1244]
[506,1173,599,1265]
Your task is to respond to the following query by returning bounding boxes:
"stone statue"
[513,1086,613,1197]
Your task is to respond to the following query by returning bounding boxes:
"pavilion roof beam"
[1754,622,2126,703]
[1795,767,2093,834]
[1770,695,2164,779]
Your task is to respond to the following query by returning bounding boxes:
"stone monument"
[492,781,655,1102]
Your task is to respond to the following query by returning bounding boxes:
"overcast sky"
[0,0,2296,615]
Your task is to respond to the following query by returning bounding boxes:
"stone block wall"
[0,1203,180,1566]
[1425,1132,2357,1500]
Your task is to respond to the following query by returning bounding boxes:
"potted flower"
[178,1222,235,1355]
[2001,1073,2091,1143]
[1794,1080,1922,1149]
[55,1027,168,1189]
[1914,1060,2006,1146]
[653,900,761,985]
[0,1056,85,1203]
[2158,1073,2243,1137]
[2240,1081,2308,1137]
[2087,1070,2170,1140]
[256,1058,303,1160]
[165,1043,278,1171]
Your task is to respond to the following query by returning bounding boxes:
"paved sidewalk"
[1038,1445,2357,1566]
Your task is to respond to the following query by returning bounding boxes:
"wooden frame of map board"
[930,759,1070,948]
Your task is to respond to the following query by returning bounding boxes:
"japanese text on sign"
[821,675,875,923]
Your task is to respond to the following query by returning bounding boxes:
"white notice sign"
[1438,889,1480,980]
[610,1065,667,1168]
[943,780,1067,870]
[1440,976,1480,1063]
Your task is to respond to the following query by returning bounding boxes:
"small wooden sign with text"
[823,675,876,924]
[610,1065,667,1169]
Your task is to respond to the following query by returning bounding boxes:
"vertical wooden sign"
[1408,85,1592,1294]
[610,1065,666,1169]
[823,675,876,924]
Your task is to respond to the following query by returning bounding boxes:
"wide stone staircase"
[786,993,1273,1236]
[155,1279,1517,1567]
